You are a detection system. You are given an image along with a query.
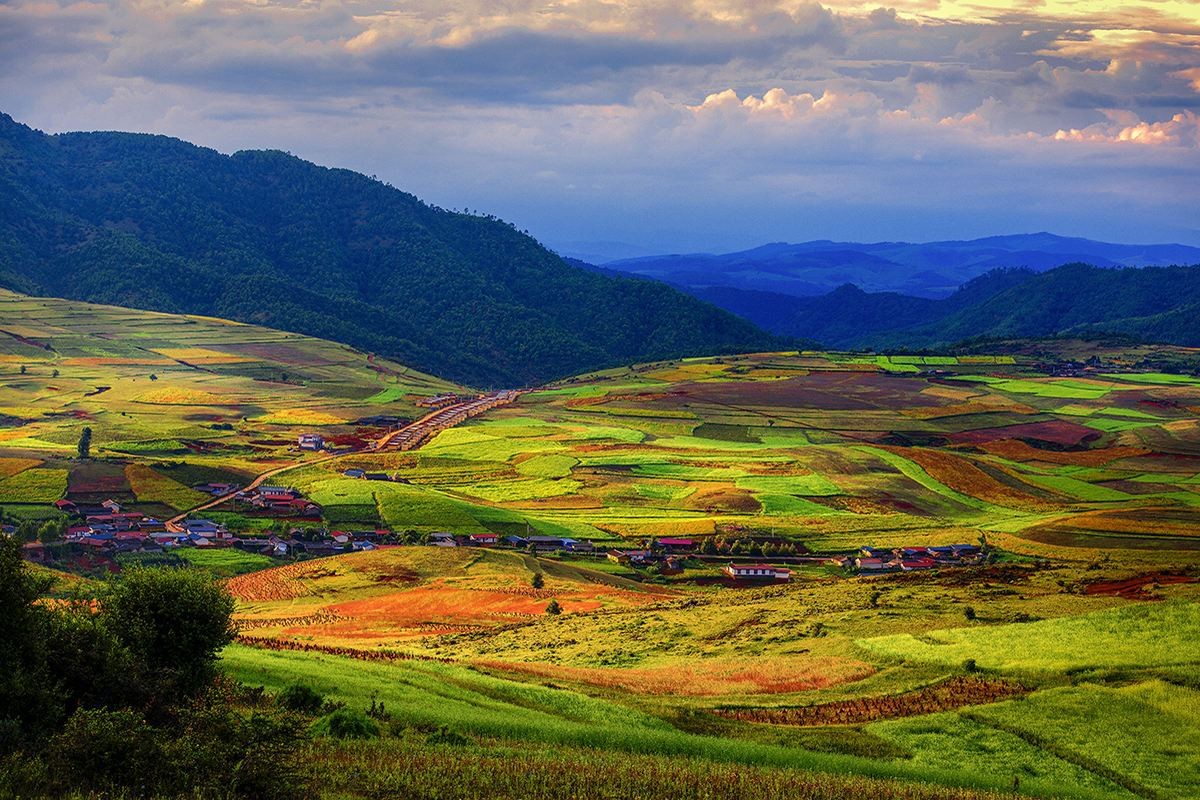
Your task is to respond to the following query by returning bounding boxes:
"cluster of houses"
[34,499,238,556]
[234,485,321,517]
[231,529,388,557]
[425,531,600,553]
[829,544,984,573]
[342,468,396,482]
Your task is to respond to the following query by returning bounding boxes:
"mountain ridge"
[0,113,780,387]
[603,233,1200,300]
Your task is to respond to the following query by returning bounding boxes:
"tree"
[19,365,26,375]
[148,373,157,381]
[101,567,236,699]
[76,427,92,460]
[530,572,544,589]
[37,519,65,543]
[544,600,562,615]
[0,536,59,751]
[51,369,59,378]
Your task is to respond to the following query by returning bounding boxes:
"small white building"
[298,433,324,451]
[723,563,792,582]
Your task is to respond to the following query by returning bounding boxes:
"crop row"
[715,677,1027,727]
[312,739,1014,800]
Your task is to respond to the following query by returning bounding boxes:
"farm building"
[298,433,323,451]
[343,469,366,479]
[655,538,695,553]
[469,532,499,546]
[723,563,791,581]
[528,536,567,552]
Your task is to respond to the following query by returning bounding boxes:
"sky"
[2,1,1200,256]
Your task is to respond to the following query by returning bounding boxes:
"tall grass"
[222,645,1117,800]
[311,738,1105,800]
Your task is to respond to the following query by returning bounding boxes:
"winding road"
[165,390,522,531]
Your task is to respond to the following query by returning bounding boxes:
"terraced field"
[0,290,461,515]
[276,348,1200,557]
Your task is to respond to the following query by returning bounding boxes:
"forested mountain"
[0,114,778,386]
[606,234,1200,299]
[703,264,1200,349]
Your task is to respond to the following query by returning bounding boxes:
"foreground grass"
[222,645,1119,799]
[311,739,1026,800]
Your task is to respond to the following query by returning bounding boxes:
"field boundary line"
[959,711,1159,799]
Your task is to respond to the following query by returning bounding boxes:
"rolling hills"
[689,264,1200,350]
[0,113,778,387]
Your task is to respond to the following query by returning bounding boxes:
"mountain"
[0,113,779,387]
[719,264,1200,349]
[606,234,1200,300]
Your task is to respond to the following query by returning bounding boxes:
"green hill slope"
[0,113,778,387]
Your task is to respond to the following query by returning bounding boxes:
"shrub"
[44,709,164,795]
[311,707,379,740]
[277,682,325,715]
[531,572,545,589]
[545,599,562,615]
[426,725,470,746]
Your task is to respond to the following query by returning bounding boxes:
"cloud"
[0,0,1197,249]
[1054,110,1200,146]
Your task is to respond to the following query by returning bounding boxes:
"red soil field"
[950,420,1099,448]
[979,440,1149,466]
[1084,573,1199,599]
[892,448,1058,511]
[715,677,1027,726]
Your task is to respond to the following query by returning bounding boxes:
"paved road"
[165,390,521,531]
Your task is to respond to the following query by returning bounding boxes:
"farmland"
[215,343,1199,799]
[0,290,461,515]
[3,294,1199,798]
[274,346,1200,558]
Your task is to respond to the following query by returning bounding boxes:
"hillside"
[0,113,778,387]
[694,265,1200,350]
[605,234,1200,299]
[0,289,463,517]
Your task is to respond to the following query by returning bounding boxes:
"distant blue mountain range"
[599,233,1200,299]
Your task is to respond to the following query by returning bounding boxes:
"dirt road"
[165,390,522,530]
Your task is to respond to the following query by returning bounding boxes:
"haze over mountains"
[596,234,1200,299]
[0,113,777,387]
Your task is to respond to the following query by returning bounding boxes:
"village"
[17,483,987,584]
